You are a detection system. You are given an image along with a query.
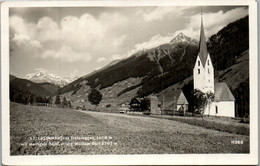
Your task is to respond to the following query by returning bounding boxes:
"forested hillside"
[10,75,59,104]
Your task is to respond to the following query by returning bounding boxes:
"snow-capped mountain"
[25,71,78,87]
[170,33,198,45]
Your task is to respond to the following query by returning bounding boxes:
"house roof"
[177,91,188,105]
[198,15,208,67]
[130,97,141,104]
[158,90,188,110]
[214,82,235,101]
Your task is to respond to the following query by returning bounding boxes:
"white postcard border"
[1,0,258,165]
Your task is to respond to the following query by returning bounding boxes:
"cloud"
[111,33,175,60]
[9,15,36,37]
[97,57,107,63]
[132,34,174,51]
[69,69,79,78]
[59,13,127,54]
[42,45,92,62]
[141,7,191,22]
[95,66,102,71]
[36,17,60,42]
[107,33,175,60]
[9,12,128,63]
[34,68,47,72]
[182,7,248,40]
[111,54,124,60]
[111,35,127,50]
[13,34,42,48]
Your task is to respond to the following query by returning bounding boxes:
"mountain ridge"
[170,32,198,45]
[25,71,78,87]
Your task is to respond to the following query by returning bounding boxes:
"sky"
[9,6,248,78]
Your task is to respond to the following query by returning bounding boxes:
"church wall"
[193,55,214,93]
[203,55,214,93]
[203,101,235,117]
[193,56,205,92]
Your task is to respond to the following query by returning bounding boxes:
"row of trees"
[54,88,102,108]
[10,90,53,106]
[11,87,103,110]
[54,94,72,108]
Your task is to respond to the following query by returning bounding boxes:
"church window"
[215,106,218,114]
[208,68,210,74]
[198,61,200,66]
[198,69,200,74]
[208,60,209,65]
[208,79,210,82]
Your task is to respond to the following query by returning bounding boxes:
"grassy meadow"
[10,103,249,155]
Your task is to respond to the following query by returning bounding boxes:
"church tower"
[193,14,214,93]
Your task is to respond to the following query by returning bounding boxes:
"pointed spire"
[198,13,208,67]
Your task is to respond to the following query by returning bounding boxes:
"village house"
[129,97,142,111]
[193,15,235,117]
[158,89,188,116]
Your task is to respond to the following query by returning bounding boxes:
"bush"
[88,88,102,106]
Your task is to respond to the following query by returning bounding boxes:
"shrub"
[88,88,102,106]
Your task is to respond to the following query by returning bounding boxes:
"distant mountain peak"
[25,71,78,87]
[170,33,198,45]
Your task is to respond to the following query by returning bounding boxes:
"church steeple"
[198,13,208,67]
[193,13,214,94]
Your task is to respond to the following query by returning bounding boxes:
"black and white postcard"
[1,0,258,165]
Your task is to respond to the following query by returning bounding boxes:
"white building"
[193,15,235,117]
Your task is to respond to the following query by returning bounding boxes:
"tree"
[62,97,68,108]
[191,89,207,115]
[88,88,102,106]
[55,94,61,105]
[32,95,37,106]
[36,96,43,103]
[68,100,72,108]
[205,92,215,116]
[27,93,32,105]
[47,96,53,106]
[140,98,151,111]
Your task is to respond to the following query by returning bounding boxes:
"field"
[10,103,249,155]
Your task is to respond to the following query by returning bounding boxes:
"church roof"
[198,15,208,67]
[214,82,235,101]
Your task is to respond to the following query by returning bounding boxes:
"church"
[193,15,235,117]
